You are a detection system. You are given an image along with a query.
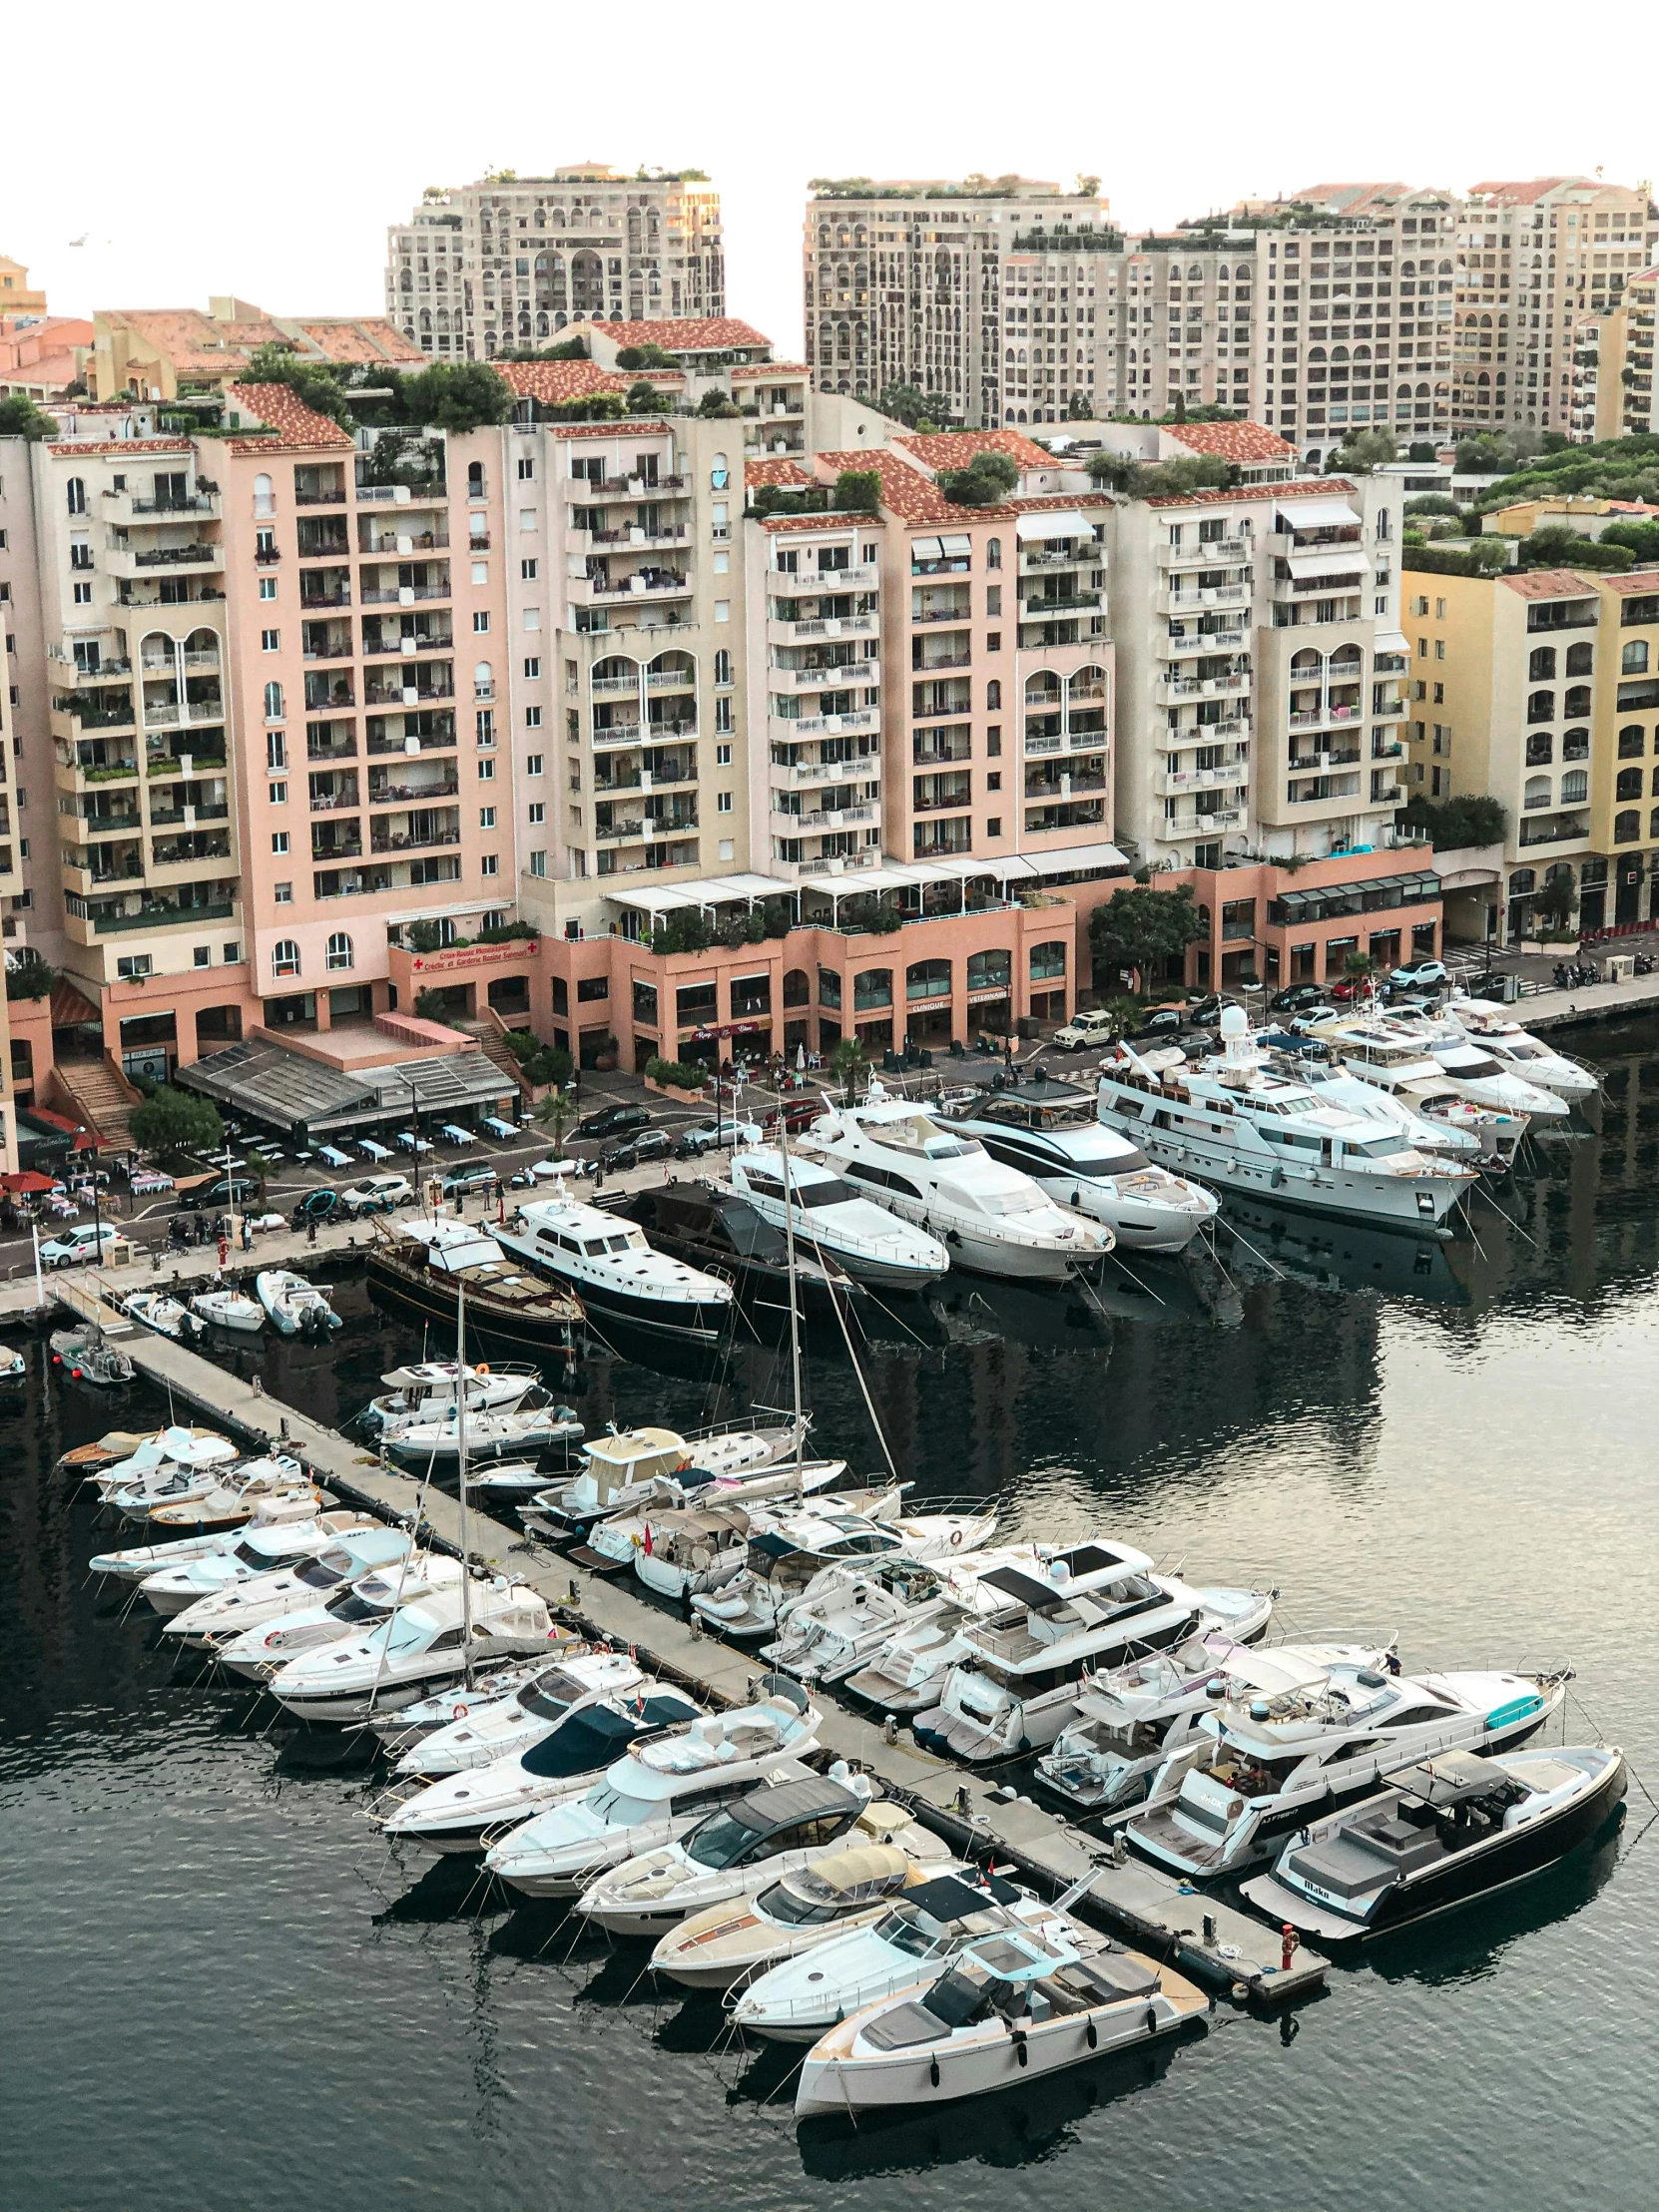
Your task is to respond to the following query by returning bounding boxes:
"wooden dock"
[56,1304,1325,2004]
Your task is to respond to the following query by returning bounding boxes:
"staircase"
[455,1016,526,1101]
[50,1053,143,1152]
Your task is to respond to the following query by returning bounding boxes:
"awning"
[909,536,944,562]
[1016,510,1090,541]
[177,1037,517,1140]
[939,533,972,556]
[1278,495,1362,532]
[1374,628,1410,655]
[1288,548,1367,579]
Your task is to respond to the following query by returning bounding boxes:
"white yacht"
[90,1506,367,1586]
[394,1646,648,1778]
[138,1514,377,1616]
[521,1417,821,1541]
[938,1085,1218,1252]
[840,1547,1058,1716]
[726,1146,949,1289]
[759,1554,991,1686]
[591,1478,892,1599]
[379,1681,708,1855]
[87,1425,239,1501]
[216,1554,464,1681]
[1443,994,1600,1102]
[107,1451,308,1527]
[1379,1009,1569,1120]
[483,1680,822,1896]
[1127,1656,1567,1877]
[267,1574,553,1722]
[1282,1056,1487,1163]
[117,1290,206,1345]
[188,1286,266,1334]
[165,1526,415,1644]
[362,1635,590,1755]
[914,1541,1274,1763]
[690,1497,1000,1643]
[365,1360,544,1431]
[1097,1008,1476,1231]
[494,1186,733,1341]
[576,1772,939,1939]
[257,1269,343,1336]
[651,1839,957,1993]
[384,1395,585,1466]
[144,1466,322,1539]
[1312,1014,1547,1151]
[804,1083,1112,1283]
[1034,1634,1394,1816]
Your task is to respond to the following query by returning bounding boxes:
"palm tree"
[829,1036,869,1104]
[534,1086,573,1155]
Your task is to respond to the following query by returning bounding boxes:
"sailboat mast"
[455,1275,473,1687]
[777,1101,804,1480]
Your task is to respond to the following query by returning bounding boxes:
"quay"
[52,1288,1326,2005]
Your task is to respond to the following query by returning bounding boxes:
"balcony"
[1158,716,1247,750]
[569,568,693,606]
[1288,703,1362,732]
[366,725,456,758]
[1165,628,1247,659]
[1517,813,1590,847]
[1159,534,1252,568]
[770,707,879,739]
[63,891,237,938]
[105,542,224,578]
[101,489,220,525]
[777,802,878,830]
[1157,671,1251,704]
[1158,764,1248,797]
[776,658,880,691]
[1020,544,1100,574]
[1371,739,1404,760]
[582,523,689,548]
[354,482,448,508]
[365,776,459,806]
[53,693,137,734]
[359,527,450,556]
[147,746,226,776]
[1156,581,1251,615]
[569,472,688,498]
[1289,748,1362,772]
[312,831,364,861]
[148,801,230,828]
[362,674,453,709]
[360,583,450,605]
[911,650,972,673]
[369,812,462,854]
[150,831,233,873]
[1167,806,1244,831]
[769,613,878,646]
[1284,776,1362,805]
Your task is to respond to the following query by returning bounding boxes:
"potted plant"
[592,1032,619,1073]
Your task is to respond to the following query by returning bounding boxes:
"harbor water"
[5,1018,1658,2209]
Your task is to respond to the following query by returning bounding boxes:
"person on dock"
[217,1235,229,1273]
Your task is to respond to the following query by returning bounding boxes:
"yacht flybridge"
[495,1185,734,1341]
[805,1083,1112,1282]
[1442,994,1600,1102]
[936,1084,1218,1253]
[1127,1656,1568,1877]
[521,1415,825,1542]
[1098,1007,1476,1231]
[726,1146,950,1290]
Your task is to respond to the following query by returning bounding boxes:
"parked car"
[576,1103,652,1142]
[1288,1003,1343,1034]
[671,1121,726,1159]
[1184,992,1239,1029]
[40,1222,123,1269]
[1127,1006,1187,1043]
[440,1165,499,1199]
[180,1175,262,1211]
[764,1097,821,1137]
[1051,1007,1119,1052]
[601,1129,674,1174]
[290,1188,340,1225]
[1389,958,1448,989]
[340,1173,413,1215]
[1327,977,1375,1003]
[1269,983,1327,1015]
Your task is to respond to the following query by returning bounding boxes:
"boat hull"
[365,1253,580,1353]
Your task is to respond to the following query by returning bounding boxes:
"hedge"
[646,1057,709,1090]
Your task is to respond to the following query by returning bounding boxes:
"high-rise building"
[803,178,1113,427]
[385,167,725,361]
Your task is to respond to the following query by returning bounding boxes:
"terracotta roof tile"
[225,381,353,452]
[746,457,814,489]
[895,427,1056,473]
[1159,419,1295,462]
[1498,568,1603,598]
[494,359,629,403]
[589,316,772,352]
[47,438,192,456]
[1599,568,1659,595]
[1143,475,1362,509]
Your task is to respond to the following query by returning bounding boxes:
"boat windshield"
[519,1666,591,1721]
[583,1783,657,1828]
[762,1882,851,1928]
[233,1538,272,1566]
[296,1554,346,1588]
[1344,1132,1409,1159]
[1059,1144,1155,1177]
[874,1905,958,1958]
[870,1111,979,1160]
[325,1587,392,1623]
[685,1805,766,1869]
[1446,1051,1503,1077]
[796,1177,862,1210]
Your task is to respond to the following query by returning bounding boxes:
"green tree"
[413,988,450,1020]
[5,949,55,1000]
[405,919,442,953]
[242,342,355,429]
[1518,527,1633,571]
[1399,792,1508,847]
[1404,493,1460,517]
[873,381,955,429]
[1344,950,1376,979]
[626,378,671,415]
[614,343,677,370]
[830,1036,869,1103]
[396,358,514,433]
[1533,872,1578,932]
[129,1085,225,1159]
[534,1086,574,1153]
[1088,885,1206,992]
[0,393,59,440]
[1329,427,1397,473]
[938,450,1020,506]
[1065,390,1095,420]
[697,387,742,418]
[831,469,880,512]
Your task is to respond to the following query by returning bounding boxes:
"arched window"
[1564,641,1593,676]
[473,660,493,701]
[851,966,892,1010]
[1619,724,1646,758]
[1618,811,1643,842]
[264,680,284,722]
[714,649,732,685]
[1561,770,1588,805]
[1528,646,1556,681]
[1623,639,1649,675]
[1562,727,1590,760]
[906,957,951,1001]
[1524,774,1552,809]
[986,680,1001,711]
[1616,766,1643,801]
[1526,690,1555,724]
[1564,686,1592,718]
[782,967,811,1008]
[1025,671,1062,706]
[272,938,301,978]
[1508,868,1535,895]
[710,452,729,490]
[467,460,485,498]
[966,948,1011,992]
[65,476,86,516]
[325,931,353,971]
[1029,939,1066,979]
[986,537,1001,569]
[254,472,275,518]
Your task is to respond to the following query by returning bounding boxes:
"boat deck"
[40,1291,1326,2004]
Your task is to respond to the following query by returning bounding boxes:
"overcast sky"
[7,4,1656,358]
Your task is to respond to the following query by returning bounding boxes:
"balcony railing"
[66,895,236,934]
[369,828,462,854]
[366,779,459,805]
[360,584,449,605]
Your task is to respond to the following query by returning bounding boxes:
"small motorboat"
[139,1513,377,1616]
[118,1290,206,1346]
[471,1460,562,1504]
[392,1646,646,1778]
[360,1634,590,1755]
[58,1427,157,1476]
[385,1397,585,1466]
[363,1361,543,1430]
[145,1462,321,1540]
[91,1508,371,1587]
[215,1555,463,1681]
[267,1574,555,1722]
[256,1269,342,1338]
[164,1524,413,1642]
[189,1286,266,1335]
[1242,1743,1627,1943]
[522,1415,821,1542]
[0,1344,26,1386]
[49,1328,135,1387]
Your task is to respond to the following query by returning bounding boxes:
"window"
[117,954,152,981]
[325,931,353,970]
[715,696,733,734]
[476,709,495,744]
[1561,770,1588,804]
[472,561,488,585]
[269,781,287,805]
[715,743,732,766]
[265,681,284,722]
[72,581,92,606]
[519,509,536,532]
[710,453,730,490]
[473,610,491,633]
[1565,642,1593,676]
[1526,690,1555,724]
[524,705,542,728]
[254,473,275,517]
[481,853,498,875]
[523,608,541,631]
[1619,725,1646,758]
[273,938,300,976]
[274,882,292,903]
[1433,640,1444,661]
[1529,646,1557,681]
[259,577,277,602]
[65,476,86,516]
[477,756,495,781]
[717,792,733,814]
[272,831,289,854]
[267,730,286,770]
[528,801,544,824]
[577,974,609,1001]
[1563,686,1591,718]
[194,946,211,969]
[1562,728,1590,761]
[1624,640,1649,674]
[473,660,493,700]
[261,627,280,653]
[714,600,730,623]
[1616,767,1643,801]
[1615,809,1640,843]
[523,656,541,679]
[477,805,496,829]
[986,679,1001,710]
[714,649,732,686]
[525,752,543,775]
[986,537,1001,568]
[521,558,538,580]
[517,456,535,480]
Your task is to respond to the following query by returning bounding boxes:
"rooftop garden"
[241,342,514,437]
[1008,226,1125,254]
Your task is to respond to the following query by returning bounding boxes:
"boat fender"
[1012,2027,1028,2066]
[929,2056,940,2087]
[1085,2017,1098,2049]
[1144,2004,1158,2033]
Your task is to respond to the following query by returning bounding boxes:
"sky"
[6,2,1657,359]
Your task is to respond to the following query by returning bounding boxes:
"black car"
[1270,983,1326,1014]
[576,1103,652,1141]
[601,1128,674,1174]
[616,1183,860,1313]
[1185,992,1240,1028]
[1126,1007,1186,1043]
[182,1174,261,1210]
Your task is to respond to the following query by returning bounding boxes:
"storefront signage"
[409,939,540,972]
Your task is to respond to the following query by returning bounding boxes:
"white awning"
[1000,841,1131,880]
[1373,628,1411,655]
[909,536,944,561]
[938,532,972,555]
[1016,509,1090,541]
[1277,495,1362,533]
[1288,548,1368,580]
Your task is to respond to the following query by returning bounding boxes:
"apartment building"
[92,302,420,404]
[1586,267,1659,439]
[1405,563,1659,939]
[803,179,1112,428]
[385,168,726,361]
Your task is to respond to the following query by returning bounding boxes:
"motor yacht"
[366,1217,585,1355]
[215,1554,464,1681]
[145,1466,322,1539]
[589,1474,886,1599]
[1442,994,1600,1102]
[576,1774,948,1940]
[364,1361,544,1431]
[726,1146,949,1290]
[1242,1743,1627,1943]
[107,1450,307,1527]
[1374,1009,1569,1120]
[91,1506,369,1586]
[804,1084,1111,1283]
[691,1498,1000,1643]
[188,1286,266,1334]
[937,1084,1218,1253]
[1034,1634,1394,1816]
[384,1395,586,1466]
[117,1290,206,1346]
[1275,1053,1489,1165]
[394,1646,648,1778]
[840,1547,1058,1716]
[1311,1016,1541,1156]
[379,1682,708,1854]
[267,1573,553,1723]
[912,1541,1274,1764]
[86,1424,239,1501]
[730,1867,1070,2044]
[257,1269,342,1337]
[1127,1657,1568,1878]
[361,1634,590,1755]
[651,1838,957,1993]
[760,1555,986,1686]
[139,1514,378,1616]
[494,1186,734,1341]
[521,1416,822,1542]
[165,1525,415,1645]
[483,1680,821,1896]
[614,1182,862,1315]
[794,1920,1206,2119]
[1097,1008,1476,1231]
